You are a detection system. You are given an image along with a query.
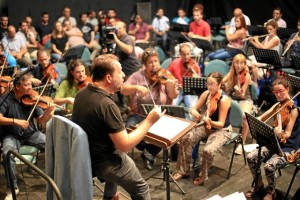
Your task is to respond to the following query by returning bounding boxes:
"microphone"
[15,65,36,77]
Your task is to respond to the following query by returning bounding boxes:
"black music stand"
[291,55,300,70]
[142,105,186,199]
[207,17,223,36]
[170,23,189,33]
[226,46,248,59]
[246,113,283,199]
[247,25,268,36]
[33,84,55,97]
[61,45,86,65]
[284,73,300,106]
[192,38,214,73]
[2,67,15,76]
[277,28,297,42]
[182,77,207,96]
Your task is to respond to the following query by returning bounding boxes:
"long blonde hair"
[226,54,247,93]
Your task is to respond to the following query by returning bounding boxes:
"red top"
[189,20,211,37]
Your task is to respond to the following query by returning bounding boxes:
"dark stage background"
[1,0,300,29]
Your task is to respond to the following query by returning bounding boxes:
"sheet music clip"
[60,45,86,65]
[226,46,248,59]
[183,77,207,96]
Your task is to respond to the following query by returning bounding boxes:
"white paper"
[222,192,246,200]
[243,144,259,153]
[207,195,222,200]
[148,115,192,140]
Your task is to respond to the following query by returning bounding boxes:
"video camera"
[101,26,118,54]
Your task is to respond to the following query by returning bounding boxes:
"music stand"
[226,47,248,59]
[170,23,189,33]
[142,104,185,118]
[183,77,207,96]
[291,55,300,70]
[61,45,86,65]
[2,67,15,76]
[247,25,268,36]
[246,113,283,198]
[192,38,214,72]
[284,74,300,90]
[33,84,55,97]
[207,17,223,35]
[277,28,297,41]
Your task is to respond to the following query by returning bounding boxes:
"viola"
[78,76,92,90]
[20,90,69,113]
[0,75,13,88]
[238,69,248,86]
[150,68,175,87]
[42,64,59,81]
[204,91,222,129]
[183,59,199,77]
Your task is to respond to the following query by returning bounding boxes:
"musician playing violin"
[54,59,91,113]
[0,73,55,199]
[31,49,60,86]
[121,48,178,170]
[223,54,252,154]
[174,72,232,186]
[246,77,300,200]
[168,43,201,112]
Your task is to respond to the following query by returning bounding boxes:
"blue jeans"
[94,150,151,200]
[2,131,45,188]
[208,48,231,60]
[173,89,198,120]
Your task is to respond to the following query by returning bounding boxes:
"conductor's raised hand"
[146,105,166,124]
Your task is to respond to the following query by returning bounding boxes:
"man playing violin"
[121,48,178,170]
[0,73,55,200]
[245,77,300,200]
[31,49,60,86]
[54,59,91,113]
[174,72,232,186]
[168,43,201,113]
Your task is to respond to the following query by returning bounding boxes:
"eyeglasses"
[145,49,157,56]
[272,88,287,95]
[206,82,218,87]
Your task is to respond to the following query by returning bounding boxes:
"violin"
[203,91,222,129]
[183,59,199,77]
[238,69,248,86]
[20,90,69,113]
[273,99,294,143]
[0,54,8,67]
[0,75,13,88]
[42,64,59,81]
[150,68,175,87]
[78,76,92,90]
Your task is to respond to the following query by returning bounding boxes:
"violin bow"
[143,76,156,105]
[0,41,11,77]
[26,76,51,122]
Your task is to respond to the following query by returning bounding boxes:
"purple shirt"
[128,22,149,40]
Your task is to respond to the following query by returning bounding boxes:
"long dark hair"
[66,59,87,88]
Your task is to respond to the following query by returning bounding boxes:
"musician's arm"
[240,73,251,98]
[0,113,29,129]
[190,90,208,120]
[257,103,278,121]
[225,27,246,41]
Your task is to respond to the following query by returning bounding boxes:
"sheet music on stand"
[142,104,185,118]
[183,77,207,96]
[291,55,300,70]
[245,113,283,156]
[252,48,282,69]
[33,84,55,97]
[2,67,15,76]
[60,45,85,64]
[247,25,268,36]
[226,47,248,59]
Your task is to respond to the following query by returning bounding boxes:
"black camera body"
[103,26,118,40]
[101,26,118,54]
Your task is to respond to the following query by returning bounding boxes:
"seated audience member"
[78,12,101,60]
[265,7,287,28]
[54,59,91,113]
[152,8,170,51]
[121,48,178,170]
[128,15,150,43]
[72,54,163,200]
[25,16,38,39]
[51,21,69,61]
[249,20,280,85]
[35,12,52,46]
[172,8,190,25]
[104,8,120,25]
[87,10,99,33]
[0,73,55,200]
[229,8,251,34]
[31,49,60,86]
[2,25,31,67]
[283,18,300,57]
[0,15,9,40]
[222,54,252,154]
[17,20,40,60]
[168,43,200,110]
[174,72,232,186]
[188,7,211,42]
[208,15,247,61]
[245,77,300,200]
[63,19,86,48]
[58,7,77,27]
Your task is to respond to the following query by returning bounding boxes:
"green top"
[55,80,79,112]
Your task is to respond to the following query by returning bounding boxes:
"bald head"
[7,25,16,39]
[234,8,243,17]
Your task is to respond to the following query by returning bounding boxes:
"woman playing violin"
[246,77,300,200]
[0,73,55,199]
[174,72,232,186]
[121,47,178,170]
[31,49,60,86]
[54,59,91,113]
[223,54,252,154]
[168,43,201,112]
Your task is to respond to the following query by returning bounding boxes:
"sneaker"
[234,144,243,155]
[5,188,19,200]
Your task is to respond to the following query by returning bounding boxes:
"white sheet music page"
[148,115,191,140]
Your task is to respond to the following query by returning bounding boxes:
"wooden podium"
[128,114,195,200]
